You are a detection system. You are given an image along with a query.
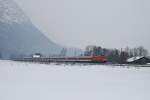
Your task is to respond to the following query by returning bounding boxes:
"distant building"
[32,53,42,58]
[126,56,150,64]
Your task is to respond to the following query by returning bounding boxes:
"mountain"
[0,0,62,59]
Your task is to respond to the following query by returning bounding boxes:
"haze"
[14,0,150,50]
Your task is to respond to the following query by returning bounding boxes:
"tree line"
[84,45,149,64]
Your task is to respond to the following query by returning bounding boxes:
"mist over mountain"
[0,0,64,58]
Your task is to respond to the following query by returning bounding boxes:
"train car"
[47,55,107,63]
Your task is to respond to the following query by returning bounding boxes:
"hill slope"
[0,0,62,58]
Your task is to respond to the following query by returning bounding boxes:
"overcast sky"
[14,0,150,50]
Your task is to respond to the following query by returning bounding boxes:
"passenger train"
[14,55,107,63]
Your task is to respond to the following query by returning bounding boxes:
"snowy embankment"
[0,60,150,100]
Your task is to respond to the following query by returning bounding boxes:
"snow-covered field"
[0,60,150,100]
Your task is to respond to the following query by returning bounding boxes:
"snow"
[32,55,41,58]
[0,60,150,100]
[127,56,144,62]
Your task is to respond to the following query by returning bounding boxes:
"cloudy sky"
[14,0,150,50]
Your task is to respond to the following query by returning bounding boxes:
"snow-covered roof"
[127,56,144,62]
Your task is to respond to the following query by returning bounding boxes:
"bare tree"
[60,48,67,57]
[137,46,148,56]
